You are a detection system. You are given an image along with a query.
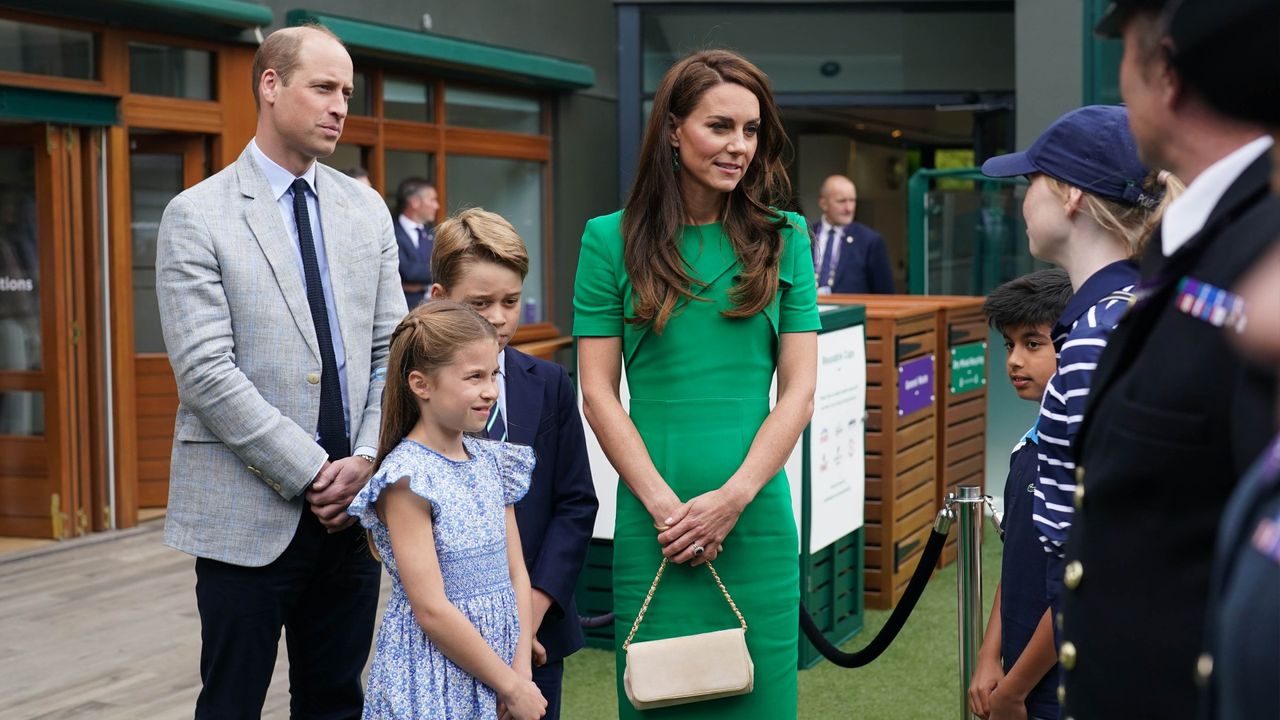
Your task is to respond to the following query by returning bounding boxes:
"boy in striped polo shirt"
[981,105,1181,639]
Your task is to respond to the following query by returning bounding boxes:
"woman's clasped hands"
[653,486,749,566]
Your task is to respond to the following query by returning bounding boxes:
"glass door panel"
[127,132,209,509]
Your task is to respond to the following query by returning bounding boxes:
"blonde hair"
[431,208,530,289]
[1045,169,1185,257]
[367,300,497,561]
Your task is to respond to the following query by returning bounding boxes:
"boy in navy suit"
[969,269,1072,720]
[430,208,598,718]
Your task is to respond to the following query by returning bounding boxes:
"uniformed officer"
[1059,1,1280,718]
[1168,0,1280,717]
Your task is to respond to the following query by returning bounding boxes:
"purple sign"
[897,355,935,417]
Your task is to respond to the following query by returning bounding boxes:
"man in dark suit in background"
[393,176,437,308]
[809,174,896,294]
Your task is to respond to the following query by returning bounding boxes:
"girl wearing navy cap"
[970,104,1181,720]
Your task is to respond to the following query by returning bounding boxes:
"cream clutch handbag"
[622,558,754,710]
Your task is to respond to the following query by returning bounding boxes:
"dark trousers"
[194,506,381,720]
[532,658,564,720]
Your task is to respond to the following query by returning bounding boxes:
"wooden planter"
[825,298,940,610]
[837,296,989,568]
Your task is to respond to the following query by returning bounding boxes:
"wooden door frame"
[0,124,94,538]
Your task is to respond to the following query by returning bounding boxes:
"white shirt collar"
[497,347,507,377]
[1162,135,1273,256]
[248,138,317,201]
[398,214,425,239]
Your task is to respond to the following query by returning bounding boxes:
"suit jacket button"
[247,465,262,477]
[306,372,321,385]
[1064,560,1084,589]
[1196,653,1213,685]
[272,482,281,492]
[1060,641,1077,670]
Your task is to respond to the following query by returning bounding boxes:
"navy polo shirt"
[1002,424,1060,720]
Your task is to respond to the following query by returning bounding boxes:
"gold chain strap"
[622,558,748,650]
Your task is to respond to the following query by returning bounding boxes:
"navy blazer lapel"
[834,222,861,277]
[502,347,544,446]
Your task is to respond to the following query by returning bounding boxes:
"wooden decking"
[0,521,393,719]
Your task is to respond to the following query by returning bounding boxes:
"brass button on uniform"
[1064,560,1084,589]
[1075,466,1085,483]
[1057,684,1066,704]
[1060,641,1077,670]
[1196,653,1213,684]
[306,372,321,385]
[1074,481,1085,510]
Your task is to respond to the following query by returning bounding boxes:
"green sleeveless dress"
[573,210,820,718]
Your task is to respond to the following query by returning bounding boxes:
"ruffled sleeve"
[347,454,436,529]
[491,441,536,505]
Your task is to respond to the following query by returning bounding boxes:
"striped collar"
[1053,259,1140,339]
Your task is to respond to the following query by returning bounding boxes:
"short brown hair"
[251,24,342,108]
[431,208,530,288]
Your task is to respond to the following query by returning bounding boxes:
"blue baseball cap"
[982,105,1156,207]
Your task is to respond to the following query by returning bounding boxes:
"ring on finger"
[693,544,705,557]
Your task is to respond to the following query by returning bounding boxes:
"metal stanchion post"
[948,486,986,720]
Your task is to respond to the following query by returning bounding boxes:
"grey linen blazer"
[156,145,407,567]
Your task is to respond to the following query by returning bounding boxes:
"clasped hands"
[652,486,749,566]
[306,456,376,533]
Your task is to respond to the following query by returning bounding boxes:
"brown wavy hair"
[374,300,498,469]
[367,300,497,561]
[623,49,794,334]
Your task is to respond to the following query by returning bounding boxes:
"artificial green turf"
[562,536,1002,719]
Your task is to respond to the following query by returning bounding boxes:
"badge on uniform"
[1251,514,1280,566]
[1175,277,1247,332]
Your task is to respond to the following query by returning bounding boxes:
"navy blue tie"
[817,226,838,286]
[292,178,349,461]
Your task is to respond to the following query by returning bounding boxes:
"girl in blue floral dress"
[349,301,547,720]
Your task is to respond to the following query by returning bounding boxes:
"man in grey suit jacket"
[156,25,406,719]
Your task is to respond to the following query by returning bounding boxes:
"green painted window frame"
[0,85,117,125]
[286,9,595,91]
[1082,0,1124,105]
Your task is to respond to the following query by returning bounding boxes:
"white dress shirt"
[815,218,844,293]
[248,139,375,461]
[1162,135,1274,256]
[496,349,508,429]
[398,214,427,248]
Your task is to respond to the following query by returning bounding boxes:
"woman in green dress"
[573,50,819,718]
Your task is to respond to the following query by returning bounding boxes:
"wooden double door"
[0,124,105,538]
[0,124,210,538]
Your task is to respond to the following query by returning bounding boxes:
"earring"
[671,146,681,173]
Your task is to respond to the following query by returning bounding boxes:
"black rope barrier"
[799,509,952,668]
[579,612,615,629]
